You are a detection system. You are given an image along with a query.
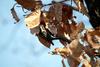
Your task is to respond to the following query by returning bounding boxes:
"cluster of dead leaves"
[50,28,100,67]
[10,0,100,67]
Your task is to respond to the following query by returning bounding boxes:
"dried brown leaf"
[48,3,73,23]
[52,47,70,58]
[62,4,73,21]
[36,33,52,48]
[25,9,41,29]
[70,22,85,40]
[51,39,84,67]
[11,7,20,22]
[15,0,42,11]
[68,39,83,57]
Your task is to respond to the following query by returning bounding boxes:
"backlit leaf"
[25,9,41,29]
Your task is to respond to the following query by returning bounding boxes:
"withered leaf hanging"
[11,6,20,22]
[25,9,41,29]
[15,0,42,11]
[36,33,51,48]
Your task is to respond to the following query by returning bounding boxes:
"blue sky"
[0,0,92,67]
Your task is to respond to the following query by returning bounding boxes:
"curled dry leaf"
[51,39,83,57]
[36,25,55,48]
[53,39,89,67]
[51,47,71,58]
[11,7,20,22]
[15,0,42,11]
[36,33,51,48]
[25,9,41,29]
